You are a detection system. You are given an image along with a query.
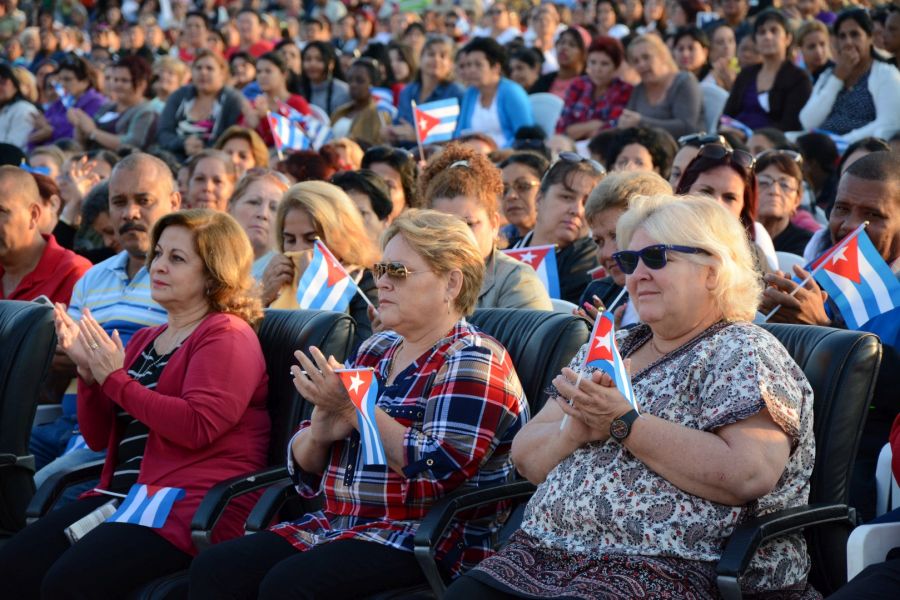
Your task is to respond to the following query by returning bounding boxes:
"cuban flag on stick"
[296,240,367,312]
[268,112,309,156]
[298,114,333,150]
[502,244,561,299]
[339,368,387,466]
[809,226,900,330]
[106,483,185,528]
[412,98,460,146]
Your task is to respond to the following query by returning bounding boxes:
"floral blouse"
[521,321,815,592]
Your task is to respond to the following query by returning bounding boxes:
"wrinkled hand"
[574,294,604,321]
[760,266,831,325]
[616,109,641,129]
[290,346,356,421]
[184,135,205,156]
[554,367,631,446]
[53,303,93,382]
[308,405,356,443]
[78,308,125,386]
[260,253,296,306]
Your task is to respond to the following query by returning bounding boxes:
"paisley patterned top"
[520,321,816,592]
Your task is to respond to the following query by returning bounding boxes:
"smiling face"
[420,42,453,81]
[501,162,541,233]
[149,225,208,309]
[431,195,498,260]
[187,157,234,211]
[689,166,746,219]
[590,207,626,286]
[229,178,283,257]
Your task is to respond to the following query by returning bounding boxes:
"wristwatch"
[609,409,639,443]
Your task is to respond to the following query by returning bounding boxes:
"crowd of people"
[0,0,899,598]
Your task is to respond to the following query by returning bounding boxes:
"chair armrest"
[33,405,63,427]
[716,503,856,600]
[25,460,105,524]
[0,453,35,471]
[244,476,295,533]
[846,522,900,581]
[412,479,537,597]
[190,466,289,551]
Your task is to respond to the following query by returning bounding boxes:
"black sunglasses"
[373,261,430,280]
[697,143,756,170]
[677,132,726,148]
[613,244,710,275]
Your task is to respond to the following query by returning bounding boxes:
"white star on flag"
[594,334,612,352]
[347,372,364,396]
[830,246,849,265]
[520,251,536,265]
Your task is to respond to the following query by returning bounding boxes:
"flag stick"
[267,111,284,160]
[606,287,628,312]
[761,272,815,322]
[354,285,376,311]
[410,99,426,164]
[559,370,584,432]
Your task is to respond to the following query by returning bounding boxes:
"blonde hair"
[12,66,37,102]
[381,209,485,315]
[796,19,829,47]
[229,169,290,208]
[148,209,263,325]
[324,137,364,170]
[215,126,270,169]
[616,194,762,322]
[585,171,672,223]
[153,55,190,81]
[275,180,379,268]
[628,33,678,75]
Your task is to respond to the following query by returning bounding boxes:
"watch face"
[610,418,629,440]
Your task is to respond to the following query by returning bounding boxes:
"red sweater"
[79,312,270,555]
[244,94,312,147]
[0,234,90,304]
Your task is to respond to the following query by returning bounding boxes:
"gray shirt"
[308,78,350,117]
[626,71,704,137]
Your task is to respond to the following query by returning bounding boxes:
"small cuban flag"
[372,87,398,120]
[583,311,638,412]
[809,225,900,330]
[413,98,460,145]
[339,368,387,466]
[502,244,561,299]
[267,111,309,153]
[106,483,185,528]
[298,114,333,150]
[296,240,358,312]
[718,115,753,140]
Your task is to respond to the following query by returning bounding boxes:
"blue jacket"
[455,78,534,148]
[395,80,465,126]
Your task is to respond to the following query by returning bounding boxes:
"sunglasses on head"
[365,145,414,164]
[677,132,727,148]
[697,143,756,170]
[755,149,803,166]
[556,151,606,174]
[373,261,430,280]
[612,244,710,275]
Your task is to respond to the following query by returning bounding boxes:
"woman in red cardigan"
[0,209,270,598]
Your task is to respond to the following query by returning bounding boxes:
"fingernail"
[583,302,592,309]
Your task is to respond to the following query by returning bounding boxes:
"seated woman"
[447,194,816,599]
[672,26,711,83]
[157,50,244,161]
[510,154,604,304]
[214,125,269,178]
[0,209,270,597]
[455,37,534,150]
[260,180,378,346]
[227,168,290,280]
[330,58,393,147]
[420,143,552,311]
[498,152,549,248]
[532,26,589,98]
[507,47,544,94]
[298,41,350,117]
[618,33,704,138]
[580,170,673,326]
[799,8,900,143]
[240,52,311,148]
[607,126,676,181]
[362,144,419,220]
[185,150,238,212]
[722,9,812,132]
[190,209,530,598]
[29,55,107,148]
[706,23,740,91]
[754,150,815,256]
[675,141,778,272]
[797,19,834,85]
[556,36,633,141]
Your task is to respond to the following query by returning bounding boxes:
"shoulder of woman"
[191,312,258,342]
[444,324,514,366]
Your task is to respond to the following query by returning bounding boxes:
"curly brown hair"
[148,209,263,326]
[418,143,503,215]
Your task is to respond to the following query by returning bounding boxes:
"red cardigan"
[78,312,270,555]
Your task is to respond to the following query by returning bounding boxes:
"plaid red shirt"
[270,320,529,577]
[556,76,634,133]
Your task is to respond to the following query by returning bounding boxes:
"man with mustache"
[30,153,181,495]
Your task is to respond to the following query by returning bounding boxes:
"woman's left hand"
[78,308,125,386]
[553,367,633,444]
[291,346,356,422]
[616,109,641,129]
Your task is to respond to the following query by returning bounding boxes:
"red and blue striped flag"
[296,240,358,312]
[339,368,386,466]
[584,311,638,412]
[502,245,561,298]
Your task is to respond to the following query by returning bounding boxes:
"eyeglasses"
[503,178,540,197]
[757,174,799,194]
[677,132,726,148]
[755,149,803,166]
[373,262,430,280]
[696,143,755,170]
[612,244,710,275]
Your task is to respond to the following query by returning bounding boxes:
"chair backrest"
[776,251,806,272]
[0,301,57,534]
[257,309,356,466]
[528,93,564,139]
[760,323,881,592]
[701,83,728,133]
[469,309,591,414]
[549,298,577,314]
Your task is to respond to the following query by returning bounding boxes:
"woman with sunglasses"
[754,151,816,256]
[191,209,529,598]
[721,9,812,132]
[420,144,552,310]
[498,152,549,248]
[675,142,779,272]
[227,169,291,281]
[510,153,604,304]
[447,194,816,600]
[362,144,419,221]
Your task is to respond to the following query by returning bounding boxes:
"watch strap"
[610,409,639,442]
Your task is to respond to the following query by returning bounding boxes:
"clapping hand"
[77,308,125,386]
[554,365,632,445]
[291,346,355,420]
[53,303,94,383]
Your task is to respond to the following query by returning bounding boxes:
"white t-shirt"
[470,92,506,148]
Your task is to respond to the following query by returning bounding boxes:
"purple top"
[735,78,770,130]
[43,87,107,144]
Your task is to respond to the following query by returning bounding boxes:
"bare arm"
[510,399,587,484]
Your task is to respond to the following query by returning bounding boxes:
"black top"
[722,61,812,131]
[579,276,625,311]
[772,221,814,256]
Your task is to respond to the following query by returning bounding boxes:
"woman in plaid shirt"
[190,209,530,598]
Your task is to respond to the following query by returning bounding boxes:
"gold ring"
[90,343,99,350]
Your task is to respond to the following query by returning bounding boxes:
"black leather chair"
[0,300,57,537]
[412,323,882,599]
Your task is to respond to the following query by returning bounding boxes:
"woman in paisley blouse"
[446,194,818,599]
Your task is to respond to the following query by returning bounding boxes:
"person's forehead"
[110,167,168,196]
[836,175,896,210]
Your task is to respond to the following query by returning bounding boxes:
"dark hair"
[402,22,426,39]
[299,41,344,113]
[277,149,340,182]
[257,51,287,73]
[754,152,803,184]
[834,7,874,38]
[387,41,416,84]
[838,137,891,173]
[676,0,708,26]
[498,151,550,179]
[796,132,838,173]
[751,127,791,149]
[557,27,589,57]
[509,46,543,70]
[461,37,506,68]
[228,50,256,68]
[596,0,623,24]
[112,54,151,92]
[588,36,625,68]
[844,151,900,188]
[56,54,98,89]
[330,169,393,221]
[607,127,677,180]
[236,8,263,23]
[673,26,710,50]
[0,62,24,105]
[81,179,110,229]
[184,11,209,28]
[588,129,621,167]
[753,8,792,38]
[540,154,605,195]
[362,145,419,208]
[675,145,759,238]
[350,57,383,87]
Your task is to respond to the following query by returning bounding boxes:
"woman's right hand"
[308,405,355,443]
[53,303,95,384]
[184,135,205,156]
[260,253,296,306]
